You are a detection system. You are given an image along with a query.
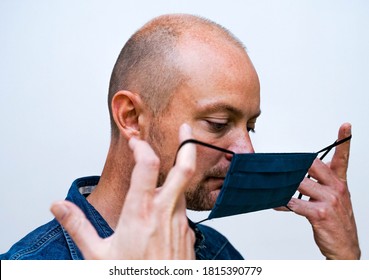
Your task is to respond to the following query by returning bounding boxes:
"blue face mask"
[175,135,352,222]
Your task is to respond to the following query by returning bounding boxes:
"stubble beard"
[147,122,227,212]
[184,165,227,211]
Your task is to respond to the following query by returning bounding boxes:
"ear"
[111,90,146,140]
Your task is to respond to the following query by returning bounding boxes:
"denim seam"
[62,227,81,260]
[211,240,229,260]
[85,205,112,238]
[9,223,63,260]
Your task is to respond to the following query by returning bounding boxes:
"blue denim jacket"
[0,176,243,260]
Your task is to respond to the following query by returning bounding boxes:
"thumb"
[330,123,352,181]
[50,200,103,259]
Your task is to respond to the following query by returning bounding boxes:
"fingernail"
[181,123,192,134]
[51,202,69,221]
[287,200,294,209]
[128,136,138,148]
[179,123,192,141]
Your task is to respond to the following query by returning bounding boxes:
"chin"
[186,205,213,211]
[185,189,220,211]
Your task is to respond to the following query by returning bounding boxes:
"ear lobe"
[111,90,143,139]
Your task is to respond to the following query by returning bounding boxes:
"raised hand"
[50,124,197,259]
[287,123,360,259]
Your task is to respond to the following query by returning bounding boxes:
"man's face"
[148,39,260,211]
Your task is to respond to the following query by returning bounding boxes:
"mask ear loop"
[173,139,234,165]
[173,139,234,224]
[297,134,352,200]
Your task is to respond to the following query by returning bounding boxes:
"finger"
[308,158,337,186]
[274,177,325,212]
[159,124,196,205]
[182,219,196,259]
[297,177,326,200]
[186,230,196,259]
[170,204,195,259]
[330,123,352,181]
[127,137,160,204]
[274,206,292,212]
[50,200,102,259]
[286,197,321,220]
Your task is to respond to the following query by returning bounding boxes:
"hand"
[287,123,360,259]
[50,124,197,259]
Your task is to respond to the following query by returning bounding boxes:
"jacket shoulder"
[0,219,70,260]
[196,224,244,260]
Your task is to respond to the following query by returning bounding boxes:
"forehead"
[173,39,260,117]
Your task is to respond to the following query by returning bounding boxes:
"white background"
[0,0,368,259]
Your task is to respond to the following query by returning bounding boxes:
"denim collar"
[64,176,209,259]
[64,176,113,259]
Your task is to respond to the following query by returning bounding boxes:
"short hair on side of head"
[107,14,246,137]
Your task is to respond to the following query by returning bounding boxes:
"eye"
[205,120,229,133]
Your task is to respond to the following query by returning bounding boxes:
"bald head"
[108,14,246,137]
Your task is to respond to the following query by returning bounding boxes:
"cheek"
[195,147,226,174]
[195,142,233,171]
[147,124,177,182]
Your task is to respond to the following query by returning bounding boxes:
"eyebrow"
[199,103,261,119]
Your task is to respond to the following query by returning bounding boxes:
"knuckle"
[327,192,340,208]
[181,221,196,244]
[300,177,311,190]
[179,222,189,235]
[65,214,84,235]
[141,155,160,170]
[177,161,195,177]
[180,215,190,228]
[335,180,347,195]
[315,206,328,220]
[176,215,194,236]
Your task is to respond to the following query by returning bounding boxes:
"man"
[0,14,360,260]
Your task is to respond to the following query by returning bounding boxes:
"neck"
[87,140,133,230]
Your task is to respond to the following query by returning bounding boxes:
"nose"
[225,131,255,161]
